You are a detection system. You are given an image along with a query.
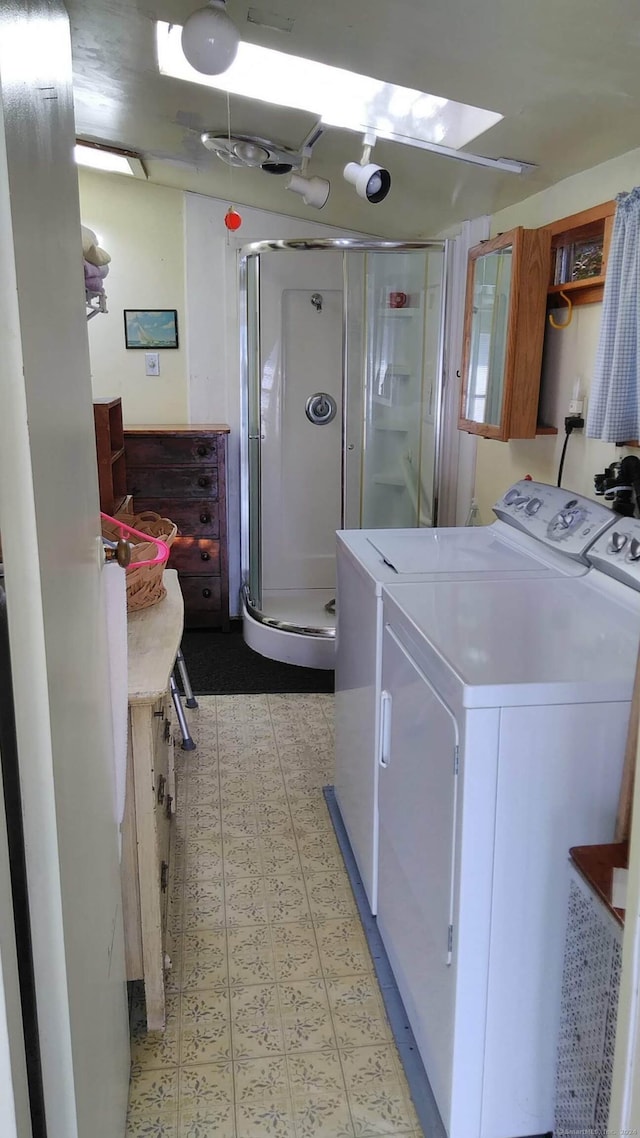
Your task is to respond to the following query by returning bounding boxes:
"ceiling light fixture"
[343,135,391,204]
[285,172,330,210]
[201,131,301,174]
[285,129,330,208]
[181,1,240,76]
[74,141,147,178]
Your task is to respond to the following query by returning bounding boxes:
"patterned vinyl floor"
[126,694,423,1138]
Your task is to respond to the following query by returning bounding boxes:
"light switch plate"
[145,352,160,376]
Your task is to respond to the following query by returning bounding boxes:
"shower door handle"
[248,434,263,440]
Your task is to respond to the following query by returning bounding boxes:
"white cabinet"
[121,570,183,1031]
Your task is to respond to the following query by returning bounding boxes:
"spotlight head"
[285,172,330,210]
[343,161,391,203]
[181,1,239,76]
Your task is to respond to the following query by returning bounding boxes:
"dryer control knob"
[628,537,640,561]
[609,531,628,553]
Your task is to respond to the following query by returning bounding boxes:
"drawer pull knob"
[201,551,210,561]
[202,588,212,599]
[196,445,208,457]
[200,512,210,524]
[157,774,166,805]
[154,707,165,718]
[160,861,169,893]
[165,794,173,819]
[198,477,209,488]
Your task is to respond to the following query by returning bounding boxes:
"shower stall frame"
[239,237,450,667]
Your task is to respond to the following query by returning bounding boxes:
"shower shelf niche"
[373,472,407,486]
[380,307,420,318]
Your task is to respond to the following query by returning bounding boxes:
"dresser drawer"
[169,537,221,575]
[124,428,229,632]
[128,465,218,500]
[133,498,220,539]
[180,574,222,621]
[125,434,218,467]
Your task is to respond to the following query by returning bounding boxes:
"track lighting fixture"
[343,133,391,203]
[181,0,240,76]
[285,172,330,209]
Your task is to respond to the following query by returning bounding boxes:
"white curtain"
[587,187,640,442]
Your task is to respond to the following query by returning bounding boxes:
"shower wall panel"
[259,252,343,594]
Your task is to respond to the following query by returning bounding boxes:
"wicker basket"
[102,511,177,612]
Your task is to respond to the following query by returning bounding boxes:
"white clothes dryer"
[376,517,640,1138]
[335,481,617,913]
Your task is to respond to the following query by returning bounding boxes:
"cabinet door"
[458,226,550,440]
[377,623,459,1130]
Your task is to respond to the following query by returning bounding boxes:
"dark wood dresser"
[124,425,230,630]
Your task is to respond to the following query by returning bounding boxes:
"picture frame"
[123,309,179,349]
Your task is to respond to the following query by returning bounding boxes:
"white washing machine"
[377,516,640,1138]
[335,481,617,913]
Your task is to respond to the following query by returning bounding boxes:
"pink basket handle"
[101,511,170,570]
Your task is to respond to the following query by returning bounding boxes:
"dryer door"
[377,621,458,1131]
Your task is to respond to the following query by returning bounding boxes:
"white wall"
[472,146,640,521]
[184,193,361,616]
[79,169,188,423]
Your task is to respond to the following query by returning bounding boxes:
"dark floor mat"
[179,624,335,695]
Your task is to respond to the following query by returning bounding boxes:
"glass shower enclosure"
[240,239,448,668]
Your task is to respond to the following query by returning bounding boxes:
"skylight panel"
[156,22,502,152]
[75,143,146,178]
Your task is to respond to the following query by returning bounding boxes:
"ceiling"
[67,0,640,238]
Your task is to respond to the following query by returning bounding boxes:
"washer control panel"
[586,516,640,591]
[493,480,616,560]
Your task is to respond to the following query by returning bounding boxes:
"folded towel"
[84,260,104,293]
[81,223,111,268]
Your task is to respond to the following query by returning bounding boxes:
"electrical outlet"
[145,352,160,376]
[568,398,584,415]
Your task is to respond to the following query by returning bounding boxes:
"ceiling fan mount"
[200,132,304,174]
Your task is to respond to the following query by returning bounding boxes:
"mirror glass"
[463,245,513,426]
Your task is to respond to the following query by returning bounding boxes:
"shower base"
[242,589,336,670]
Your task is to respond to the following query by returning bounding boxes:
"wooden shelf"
[93,397,126,515]
[570,842,629,927]
[545,200,615,309]
[547,276,607,308]
[536,424,559,436]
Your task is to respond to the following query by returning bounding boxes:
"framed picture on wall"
[123,309,179,349]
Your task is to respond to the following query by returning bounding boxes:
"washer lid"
[382,575,640,707]
[369,527,544,574]
[337,521,590,586]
